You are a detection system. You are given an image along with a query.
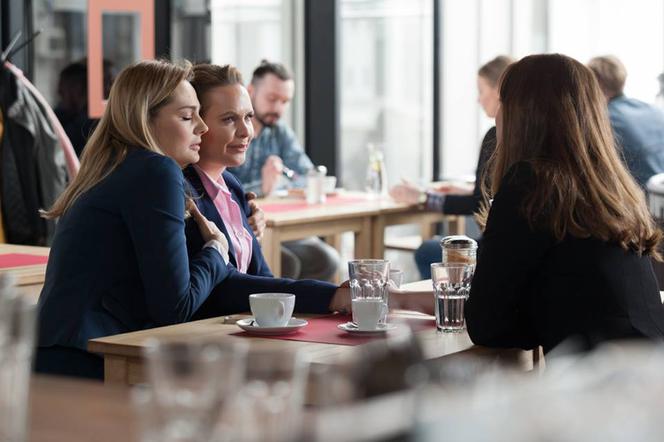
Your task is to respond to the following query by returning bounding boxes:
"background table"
[258,192,464,276]
[0,244,50,304]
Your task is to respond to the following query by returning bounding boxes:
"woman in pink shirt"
[185,63,435,317]
[183,64,348,315]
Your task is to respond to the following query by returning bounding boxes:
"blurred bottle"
[306,165,327,204]
[365,143,388,196]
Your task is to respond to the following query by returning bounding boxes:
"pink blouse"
[194,166,253,273]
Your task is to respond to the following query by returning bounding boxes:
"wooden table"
[259,192,464,276]
[88,312,474,387]
[28,375,136,442]
[0,244,50,304]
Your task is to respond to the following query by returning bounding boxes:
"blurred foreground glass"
[348,259,390,328]
[0,276,37,442]
[431,262,474,332]
[389,268,403,289]
[144,338,246,442]
[234,348,310,442]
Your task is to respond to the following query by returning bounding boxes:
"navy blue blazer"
[183,166,337,316]
[38,150,230,353]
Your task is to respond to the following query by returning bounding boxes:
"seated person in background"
[54,59,114,157]
[466,54,664,353]
[588,55,664,188]
[185,63,351,316]
[228,60,340,282]
[36,60,232,379]
[390,55,514,278]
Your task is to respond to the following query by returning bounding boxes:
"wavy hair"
[478,54,661,258]
[43,59,193,218]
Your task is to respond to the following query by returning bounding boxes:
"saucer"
[337,322,397,334]
[236,318,308,335]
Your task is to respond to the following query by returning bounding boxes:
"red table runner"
[260,195,369,213]
[232,313,435,346]
[0,253,49,269]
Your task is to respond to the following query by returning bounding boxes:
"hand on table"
[389,179,424,205]
[329,280,352,313]
[261,155,284,196]
[246,191,266,241]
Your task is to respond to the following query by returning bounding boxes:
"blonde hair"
[43,59,193,218]
[190,64,244,116]
[478,54,661,258]
[587,55,627,98]
[478,55,515,86]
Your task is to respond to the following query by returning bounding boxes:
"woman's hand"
[388,287,435,315]
[389,180,424,205]
[246,191,266,241]
[328,280,352,313]
[188,201,230,260]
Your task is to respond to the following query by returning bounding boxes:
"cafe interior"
[3,0,664,440]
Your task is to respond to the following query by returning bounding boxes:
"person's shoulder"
[123,148,181,180]
[222,170,243,189]
[274,120,297,137]
[501,161,535,191]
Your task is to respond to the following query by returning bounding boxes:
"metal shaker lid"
[440,235,477,250]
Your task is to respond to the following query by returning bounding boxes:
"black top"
[443,126,497,215]
[466,162,664,353]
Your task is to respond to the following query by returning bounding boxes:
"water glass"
[431,263,475,332]
[0,277,36,442]
[234,348,310,442]
[348,259,390,328]
[144,338,246,442]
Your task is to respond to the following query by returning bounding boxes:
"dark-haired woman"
[466,54,664,353]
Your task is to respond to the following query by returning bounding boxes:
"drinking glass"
[235,348,310,442]
[348,259,390,328]
[144,338,246,442]
[389,269,403,289]
[431,263,475,332]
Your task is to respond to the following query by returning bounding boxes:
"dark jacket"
[466,162,664,353]
[0,67,67,245]
[443,127,496,215]
[183,165,337,316]
[38,149,230,353]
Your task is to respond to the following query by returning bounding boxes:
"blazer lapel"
[183,166,238,268]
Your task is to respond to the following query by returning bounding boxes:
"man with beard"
[228,60,340,281]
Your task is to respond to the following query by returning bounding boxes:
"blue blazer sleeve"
[122,157,229,325]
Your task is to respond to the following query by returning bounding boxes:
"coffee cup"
[249,293,295,327]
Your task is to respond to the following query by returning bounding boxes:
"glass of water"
[431,262,475,332]
[348,259,390,328]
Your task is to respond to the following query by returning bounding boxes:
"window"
[339,0,434,191]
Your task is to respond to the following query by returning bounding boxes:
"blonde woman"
[36,60,231,379]
[466,54,664,353]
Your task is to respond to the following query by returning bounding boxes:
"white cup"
[351,298,387,330]
[249,293,295,327]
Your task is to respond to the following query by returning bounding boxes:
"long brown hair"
[478,53,661,258]
[43,59,193,218]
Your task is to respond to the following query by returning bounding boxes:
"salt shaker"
[306,165,327,204]
[440,235,477,265]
